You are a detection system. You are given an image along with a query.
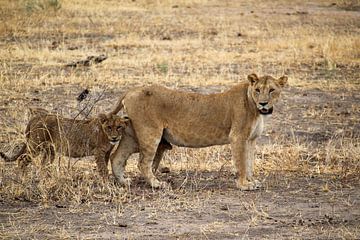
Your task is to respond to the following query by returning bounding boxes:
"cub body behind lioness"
[0,110,129,178]
[110,73,287,190]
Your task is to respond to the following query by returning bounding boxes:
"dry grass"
[0,0,359,239]
[0,0,359,91]
[1,137,359,204]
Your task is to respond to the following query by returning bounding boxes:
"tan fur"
[0,109,130,179]
[110,73,287,190]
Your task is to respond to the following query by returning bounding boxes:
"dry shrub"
[0,157,128,205]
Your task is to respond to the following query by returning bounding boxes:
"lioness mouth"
[259,107,273,115]
[110,140,120,145]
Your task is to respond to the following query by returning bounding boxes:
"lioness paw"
[236,179,261,191]
[150,179,170,190]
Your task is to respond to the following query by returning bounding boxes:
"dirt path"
[1,171,359,239]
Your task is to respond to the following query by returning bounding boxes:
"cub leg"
[95,149,110,180]
[18,143,38,170]
[111,134,138,185]
[41,143,55,166]
[17,154,32,170]
[104,149,112,171]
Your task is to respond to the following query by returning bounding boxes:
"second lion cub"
[0,109,129,179]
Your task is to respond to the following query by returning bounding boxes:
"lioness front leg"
[231,138,259,190]
[247,139,256,182]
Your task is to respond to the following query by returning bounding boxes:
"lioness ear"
[248,73,259,85]
[277,76,288,88]
[98,113,108,124]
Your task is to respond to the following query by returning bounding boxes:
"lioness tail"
[109,93,126,115]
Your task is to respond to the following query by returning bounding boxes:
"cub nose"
[259,102,268,106]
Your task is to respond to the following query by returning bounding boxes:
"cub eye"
[255,89,260,93]
[269,88,275,93]
[107,126,112,130]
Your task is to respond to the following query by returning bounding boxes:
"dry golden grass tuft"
[336,0,360,10]
[0,160,128,205]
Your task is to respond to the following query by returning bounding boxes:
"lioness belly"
[163,128,230,148]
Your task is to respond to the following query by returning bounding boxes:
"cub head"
[248,73,288,115]
[98,114,130,145]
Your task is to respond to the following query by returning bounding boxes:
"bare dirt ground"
[0,0,359,239]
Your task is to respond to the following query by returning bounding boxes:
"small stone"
[118,223,128,228]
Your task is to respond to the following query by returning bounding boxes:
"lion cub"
[0,109,129,179]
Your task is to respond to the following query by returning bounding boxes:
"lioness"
[0,110,129,179]
[110,73,287,190]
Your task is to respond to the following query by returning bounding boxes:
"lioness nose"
[259,102,268,106]
[112,137,118,140]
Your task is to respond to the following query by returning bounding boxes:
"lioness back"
[123,84,248,147]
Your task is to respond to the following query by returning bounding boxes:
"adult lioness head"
[99,114,130,145]
[248,73,288,115]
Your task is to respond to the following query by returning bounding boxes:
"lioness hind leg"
[139,148,165,189]
[152,139,172,173]
[137,134,168,188]
[111,134,137,186]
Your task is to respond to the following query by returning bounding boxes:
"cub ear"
[248,73,259,85]
[277,76,288,88]
[98,113,108,124]
[122,115,130,126]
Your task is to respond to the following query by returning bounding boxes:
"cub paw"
[115,177,131,187]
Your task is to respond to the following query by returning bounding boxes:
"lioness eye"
[107,126,112,130]
[269,88,275,93]
[117,126,123,131]
[255,89,260,93]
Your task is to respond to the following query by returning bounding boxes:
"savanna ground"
[0,0,359,239]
